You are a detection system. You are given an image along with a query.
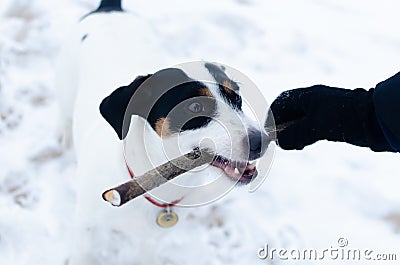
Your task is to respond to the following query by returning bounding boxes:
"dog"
[56,1,269,264]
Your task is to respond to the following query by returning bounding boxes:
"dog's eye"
[187,102,204,113]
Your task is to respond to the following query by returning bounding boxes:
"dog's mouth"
[210,155,257,184]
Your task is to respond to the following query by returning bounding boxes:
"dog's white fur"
[56,10,262,265]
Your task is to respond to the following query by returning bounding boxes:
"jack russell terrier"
[56,0,269,264]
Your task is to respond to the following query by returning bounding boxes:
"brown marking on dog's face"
[222,80,235,94]
[204,63,242,110]
[199,87,213,97]
[155,117,171,137]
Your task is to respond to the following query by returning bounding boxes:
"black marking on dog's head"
[204,63,242,110]
[100,74,151,139]
[100,68,217,140]
[146,81,216,136]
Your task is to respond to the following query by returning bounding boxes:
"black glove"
[267,85,394,152]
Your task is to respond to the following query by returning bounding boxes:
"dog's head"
[100,62,269,185]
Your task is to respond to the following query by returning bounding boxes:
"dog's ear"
[100,75,152,140]
[100,68,191,140]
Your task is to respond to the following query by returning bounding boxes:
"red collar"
[124,159,182,208]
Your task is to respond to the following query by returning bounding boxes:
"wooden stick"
[102,148,215,207]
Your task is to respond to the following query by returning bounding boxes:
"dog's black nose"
[247,130,269,160]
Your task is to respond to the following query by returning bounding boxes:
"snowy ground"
[0,0,400,264]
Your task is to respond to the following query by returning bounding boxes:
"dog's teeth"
[248,161,256,170]
[234,167,240,174]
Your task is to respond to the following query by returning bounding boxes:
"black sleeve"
[373,72,400,152]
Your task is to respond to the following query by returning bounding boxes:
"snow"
[1,0,400,264]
